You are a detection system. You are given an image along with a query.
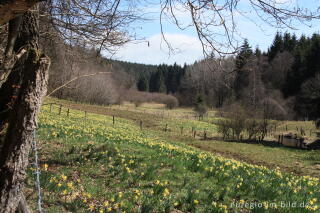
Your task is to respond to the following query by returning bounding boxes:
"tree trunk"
[0,9,50,213]
[0,0,41,25]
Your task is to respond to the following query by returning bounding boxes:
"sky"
[112,0,320,66]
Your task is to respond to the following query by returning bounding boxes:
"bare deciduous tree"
[160,0,320,56]
[178,57,235,107]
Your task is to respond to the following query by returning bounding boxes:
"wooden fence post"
[58,105,62,115]
[67,108,69,117]
[49,103,52,112]
[193,130,196,138]
[140,120,143,131]
[164,124,168,132]
[84,111,87,119]
[203,131,207,140]
[180,126,183,135]
[113,116,115,125]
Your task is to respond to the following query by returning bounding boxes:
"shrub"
[215,119,231,140]
[215,103,272,141]
[245,119,260,140]
[162,95,179,109]
[121,89,179,108]
[194,94,207,119]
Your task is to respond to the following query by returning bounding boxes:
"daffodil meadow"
[28,105,320,213]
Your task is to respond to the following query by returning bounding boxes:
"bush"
[194,94,207,118]
[162,95,179,109]
[215,103,272,141]
[121,89,179,109]
[245,119,260,140]
[215,119,231,140]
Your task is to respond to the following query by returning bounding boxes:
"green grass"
[47,99,320,177]
[24,101,320,212]
[43,98,320,178]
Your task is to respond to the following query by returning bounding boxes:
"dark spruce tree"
[137,76,149,91]
[149,66,166,93]
[233,39,253,99]
[268,32,284,61]
[194,93,207,120]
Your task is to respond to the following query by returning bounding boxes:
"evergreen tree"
[166,65,175,94]
[149,66,167,93]
[268,32,283,61]
[149,72,158,92]
[296,74,320,119]
[305,34,320,79]
[234,39,253,99]
[255,46,262,57]
[137,76,149,91]
[158,70,167,93]
[194,93,207,119]
[283,32,297,52]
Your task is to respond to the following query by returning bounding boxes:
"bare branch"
[160,0,320,56]
[46,72,111,97]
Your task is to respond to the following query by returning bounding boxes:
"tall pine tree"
[234,39,253,99]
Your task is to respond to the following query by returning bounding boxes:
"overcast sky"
[112,1,320,66]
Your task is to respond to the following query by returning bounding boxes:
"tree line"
[137,63,186,94]
[42,31,320,120]
[133,32,319,120]
[233,32,320,120]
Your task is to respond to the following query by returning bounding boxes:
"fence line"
[42,103,317,141]
[42,103,214,140]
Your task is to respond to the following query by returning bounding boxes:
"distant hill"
[107,59,158,79]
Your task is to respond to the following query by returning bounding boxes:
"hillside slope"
[25,100,320,212]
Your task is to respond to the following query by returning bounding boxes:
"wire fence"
[43,102,318,140]
[31,130,43,213]
[42,103,219,140]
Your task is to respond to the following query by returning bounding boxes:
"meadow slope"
[25,100,320,212]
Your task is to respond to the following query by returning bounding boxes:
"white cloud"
[114,33,203,65]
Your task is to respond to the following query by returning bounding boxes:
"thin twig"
[46,72,111,97]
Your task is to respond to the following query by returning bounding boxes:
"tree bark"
[0,9,50,213]
[15,194,29,213]
[0,0,42,25]
[0,47,49,213]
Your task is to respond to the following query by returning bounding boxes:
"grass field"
[44,98,320,177]
[25,98,320,212]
